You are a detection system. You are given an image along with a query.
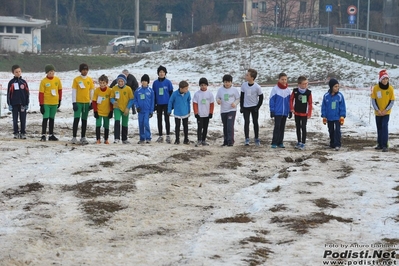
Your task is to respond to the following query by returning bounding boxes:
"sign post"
[326,5,332,33]
[347,5,357,26]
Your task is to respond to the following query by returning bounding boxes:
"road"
[316,34,399,66]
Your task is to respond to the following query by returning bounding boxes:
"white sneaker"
[114,139,120,144]
[80,137,89,145]
[254,139,260,146]
[156,136,163,143]
[245,138,250,146]
[195,140,202,147]
[166,135,171,144]
[71,137,79,144]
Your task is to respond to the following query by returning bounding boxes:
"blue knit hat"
[117,74,127,85]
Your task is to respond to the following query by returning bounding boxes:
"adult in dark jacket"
[110,69,139,114]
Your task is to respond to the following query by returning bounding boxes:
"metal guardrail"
[335,28,399,44]
[260,26,399,66]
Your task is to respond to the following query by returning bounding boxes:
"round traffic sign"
[347,5,357,15]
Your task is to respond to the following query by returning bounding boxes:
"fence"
[260,26,399,67]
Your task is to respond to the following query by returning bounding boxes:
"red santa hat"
[379,69,389,82]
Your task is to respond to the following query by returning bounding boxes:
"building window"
[25,27,31,34]
[260,1,266,12]
[16,27,23,33]
[6,26,13,33]
[252,2,258,9]
[0,26,4,33]
[300,1,307,13]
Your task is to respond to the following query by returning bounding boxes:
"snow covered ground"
[0,36,398,265]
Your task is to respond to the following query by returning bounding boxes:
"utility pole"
[365,0,370,62]
[134,0,139,53]
[55,0,58,25]
[357,0,360,29]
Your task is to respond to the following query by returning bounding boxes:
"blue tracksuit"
[133,86,155,141]
[321,91,346,148]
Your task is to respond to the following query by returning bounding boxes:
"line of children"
[9,63,377,151]
[133,74,154,144]
[7,65,30,139]
[193,77,215,146]
[92,74,113,144]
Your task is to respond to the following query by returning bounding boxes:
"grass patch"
[62,180,135,198]
[313,198,338,208]
[81,200,126,225]
[215,213,254,223]
[2,182,44,199]
[271,212,352,234]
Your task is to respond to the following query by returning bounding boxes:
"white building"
[0,15,51,53]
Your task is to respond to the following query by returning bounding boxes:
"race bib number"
[115,91,120,99]
[51,89,56,96]
[159,88,164,95]
[79,81,85,89]
[201,99,206,104]
[224,94,229,101]
[331,102,336,109]
[140,94,145,100]
[14,83,20,90]
[97,96,103,104]
[377,91,382,98]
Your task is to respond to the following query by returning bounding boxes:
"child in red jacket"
[290,76,312,150]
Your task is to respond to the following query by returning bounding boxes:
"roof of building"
[0,15,51,28]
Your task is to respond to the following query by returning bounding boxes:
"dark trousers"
[175,117,188,141]
[271,115,287,145]
[243,107,259,139]
[295,115,308,144]
[376,115,389,148]
[221,111,236,145]
[156,104,170,136]
[327,120,341,148]
[12,105,27,134]
[197,117,210,141]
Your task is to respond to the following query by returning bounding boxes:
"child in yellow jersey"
[110,74,134,144]
[371,69,395,152]
[71,63,95,145]
[39,64,62,141]
[92,75,113,144]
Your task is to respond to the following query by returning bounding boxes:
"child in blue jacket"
[133,74,154,144]
[7,65,30,139]
[153,65,174,143]
[269,72,291,148]
[321,78,346,150]
[168,80,191,144]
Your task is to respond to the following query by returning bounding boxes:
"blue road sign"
[326,5,332,12]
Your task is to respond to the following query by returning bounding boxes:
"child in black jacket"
[7,65,30,139]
